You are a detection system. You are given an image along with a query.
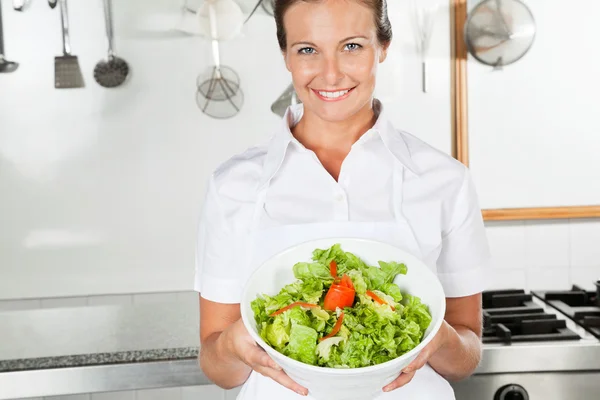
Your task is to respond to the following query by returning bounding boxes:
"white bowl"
[240,238,446,400]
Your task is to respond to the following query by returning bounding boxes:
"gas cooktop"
[532,282,600,339]
[482,289,581,344]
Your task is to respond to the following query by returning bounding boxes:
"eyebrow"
[290,35,369,47]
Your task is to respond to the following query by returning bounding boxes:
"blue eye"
[345,43,362,51]
[299,47,316,55]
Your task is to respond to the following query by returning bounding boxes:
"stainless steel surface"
[452,372,600,400]
[196,1,244,118]
[475,339,600,374]
[451,294,600,399]
[0,302,198,360]
[12,0,26,11]
[465,0,536,68]
[0,360,210,399]
[93,0,130,88]
[55,0,84,88]
[0,0,19,73]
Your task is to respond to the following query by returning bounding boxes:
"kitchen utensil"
[240,237,446,400]
[410,0,438,93]
[93,0,130,88]
[261,0,274,16]
[0,0,18,73]
[465,0,536,69]
[13,0,27,11]
[196,0,243,119]
[54,0,84,88]
[243,0,274,23]
[49,0,57,9]
[197,0,244,41]
[271,83,300,117]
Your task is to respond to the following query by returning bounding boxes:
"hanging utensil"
[54,0,84,88]
[13,0,28,11]
[94,0,130,88]
[410,0,438,93]
[49,0,57,9]
[196,0,243,119]
[464,0,536,70]
[197,0,244,41]
[261,0,275,16]
[271,83,300,118]
[0,0,19,73]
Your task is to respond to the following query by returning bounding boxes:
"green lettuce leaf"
[286,323,318,365]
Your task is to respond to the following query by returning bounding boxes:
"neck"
[292,100,378,152]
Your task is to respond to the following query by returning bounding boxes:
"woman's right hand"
[221,319,309,396]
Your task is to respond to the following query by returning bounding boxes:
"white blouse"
[194,101,490,303]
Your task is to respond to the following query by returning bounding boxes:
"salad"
[250,244,432,369]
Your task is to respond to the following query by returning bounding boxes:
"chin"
[304,94,369,123]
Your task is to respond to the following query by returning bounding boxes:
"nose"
[321,55,344,86]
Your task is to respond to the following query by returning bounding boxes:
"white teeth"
[318,89,350,98]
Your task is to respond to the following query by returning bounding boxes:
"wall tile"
[525,266,570,291]
[524,220,570,268]
[485,269,527,290]
[570,219,600,268]
[177,292,199,305]
[181,385,224,400]
[0,299,41,311]
[484,222,526,269]
[44,395,90,400]
[570,267,600,291]
[41,297,88,308]
[91,391,136,400]
[132,293,181,305]
[88,295,133,307]
[135,388,181,400]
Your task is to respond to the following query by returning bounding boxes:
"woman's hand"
[222,319,309,396]
[382,321,450,392]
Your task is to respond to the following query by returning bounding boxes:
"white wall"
[467,0,600,209]
[0,0,451,300]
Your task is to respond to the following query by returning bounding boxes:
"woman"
[195,0,490,399]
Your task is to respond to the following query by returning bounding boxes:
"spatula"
[54,0,84,88]
[0,0,19,73]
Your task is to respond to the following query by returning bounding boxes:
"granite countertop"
[0,347,199,372]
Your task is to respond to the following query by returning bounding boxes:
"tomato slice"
[330,260,338,279]
[340,274,354,290]
[320,312,345,341]
[323,284,355,311]
[270,302,319,317]
[366,290,395,311]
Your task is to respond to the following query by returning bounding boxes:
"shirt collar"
[259,99,420,189]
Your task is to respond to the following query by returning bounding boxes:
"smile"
[312,87,355,101]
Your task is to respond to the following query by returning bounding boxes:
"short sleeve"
[194,175,242,304]
[436,168,491,298]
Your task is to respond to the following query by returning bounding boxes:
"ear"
[283,50,292,72]
[379,42,390,63]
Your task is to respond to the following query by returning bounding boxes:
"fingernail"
[402,367,413,373]
[383,386,392,392]
[296,389,307,396]
[272,363,282,370]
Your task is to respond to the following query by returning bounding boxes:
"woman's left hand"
[382,321,450,392]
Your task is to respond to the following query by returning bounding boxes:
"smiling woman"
[196,1,490,399]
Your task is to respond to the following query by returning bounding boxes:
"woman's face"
[283,0,388,123]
